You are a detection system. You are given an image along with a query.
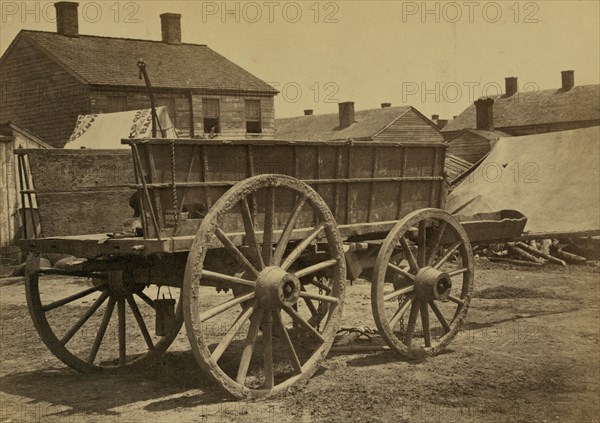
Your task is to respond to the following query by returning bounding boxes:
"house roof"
[442,84,600,133]
[276,106,421,141]
[446,128,511,149]
[7,30,277,93]
[0,121,54,148]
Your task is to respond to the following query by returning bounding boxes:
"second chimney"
[381,102,392,109]
[55,2,79,37]
[161,13,182,44]
[338,102,355,129]
[304,109,313,116]
[505,77,518,96]
[561,70,574,91]
[474,98,494,131]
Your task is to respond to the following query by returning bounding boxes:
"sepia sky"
[1,0,599,120]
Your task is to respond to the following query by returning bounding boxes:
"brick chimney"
[505,77,518,96]
[304,109,313,116]
[160,13,182,44]
[437,119,448,129]
[338,102,355,129]
[474,98,494,131]
[381,102,391,109]
[561,70,574,91]
[54,2,79,37]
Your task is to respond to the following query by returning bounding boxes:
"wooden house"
[0,2,278,148]
[442,72,600,140]
[276,102,444,144]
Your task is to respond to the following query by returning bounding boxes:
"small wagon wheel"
[25,256,183,372]
[183,174,345,399]
[371,208,474,358]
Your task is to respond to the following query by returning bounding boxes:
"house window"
[106,95,127,113]
[202,98,220,134]
[245,100,261,134]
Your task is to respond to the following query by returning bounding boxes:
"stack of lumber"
[482,239,587,267]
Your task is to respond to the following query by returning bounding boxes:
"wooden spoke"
[211,303,255,362]
[404,300,420,346]
[201,270,256,287]
[387,263,415,281]
[433,241,463,270]
[389,296,413,329]
[399,236,419,273]
[43,284,106,312]
[272,195,308,266]
[383,285,414,302]
[429,301,450,333]
[274,309,302,374]
[300,286,319,316]
[117,297,126,366]
[135,291,155,310]
[426,221,447,266]
[420,301,431,348]
[240,197,265,270]
[126,295,155,351]
[199,292,255,323]
[281,224,325,271]
[283,305,325,343]
[417,220,427,267]
[295,259,337,278]
[236,308,265,384]
[88,297,116,364]
[448,267,469,277]
[262,312,274,389]
[60,291,109,345]
[299,290,339,304]
[262,186,275,265]
[215,228,259,277]
[448,295,464,306]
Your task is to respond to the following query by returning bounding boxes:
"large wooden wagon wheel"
[25,256,183,372]
[183,174,346,399]
[371,209,473,359]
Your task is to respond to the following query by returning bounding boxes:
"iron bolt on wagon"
[18,137,478,398]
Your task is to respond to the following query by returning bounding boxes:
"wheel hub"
[255,266,301,309]
[414,267,452,302]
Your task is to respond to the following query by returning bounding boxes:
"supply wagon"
[18,137,484,398]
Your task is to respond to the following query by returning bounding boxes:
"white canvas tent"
[446,126,600,235]
[64,107,177,149]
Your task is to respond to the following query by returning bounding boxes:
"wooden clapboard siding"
[88,90,275,139]
[374,109,444,144]
[447,131,492,163]
[0,37,90,148]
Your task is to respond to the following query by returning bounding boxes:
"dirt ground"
[0,258,598,423]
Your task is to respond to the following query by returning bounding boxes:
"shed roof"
[442,84,600,133]
[4,30,277,93]
[276,106,422,141]
[444,153,472,181]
